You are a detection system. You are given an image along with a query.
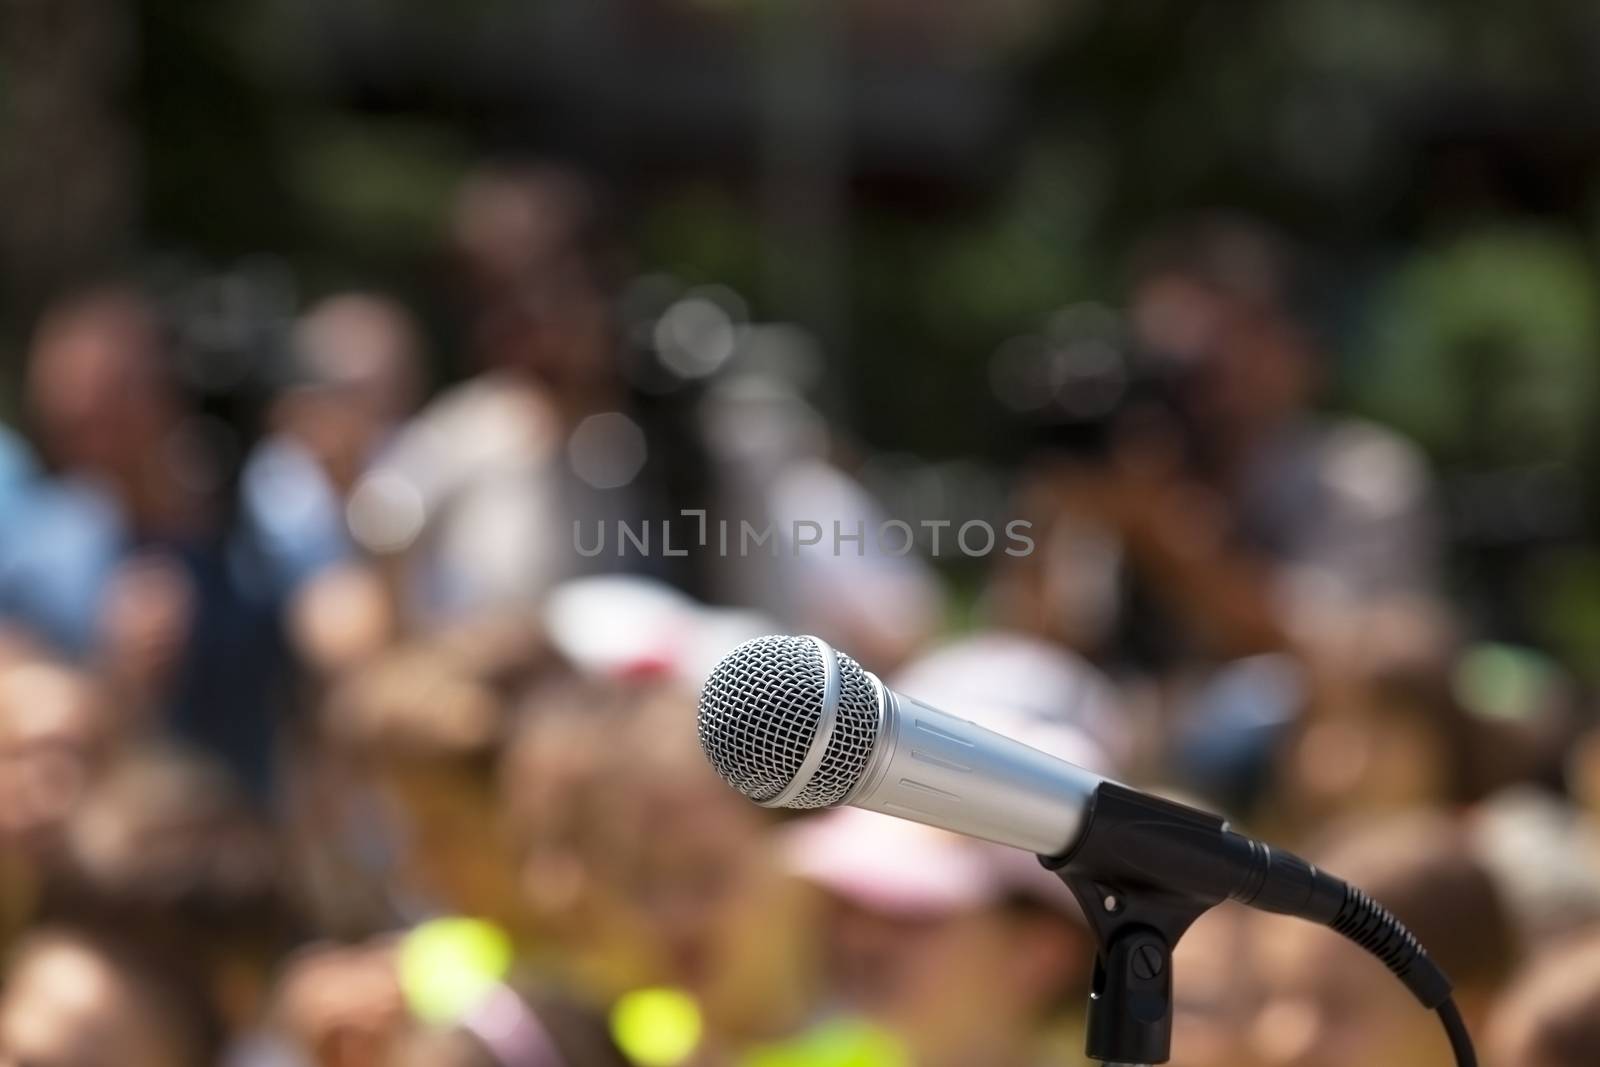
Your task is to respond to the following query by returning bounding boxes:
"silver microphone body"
[847,685,1103,856]
[697,634,1105,856]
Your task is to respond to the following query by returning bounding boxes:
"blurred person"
[0,925,223,1067]
[0,656,111,950]
[776,807,1090,1067]
[0,284,287,792]
[2,287,199,658]
[288,670,641,1067]
[1485,928,1600,1067]
[319,643,526,935]
[1169,906,1262,1067]
[0,658,112,857]
[504,679,811,1065]
[44,743,297,1065]
[499,678,657,998]
[995,220,1447,821]
[1247,810,1516,1067]
[22,288,198,529]
[287,562,400,681]
[370,162,938,671]
[448,164,617,312]
[350,164,655,625]
[276,912,632,1067]
[1131,219,1440,631]
[238,294,424,688]
[302,921,629,1067]
[601,686,811,1058]
[287,633,548,943]
[240,292,424,601]
[699,364,945,674]
[1003,217,1439,665]
[1167,651,1306,816]
[1268,598,1549,837]
[271,939,408,1067]
[1471,786,1600,952]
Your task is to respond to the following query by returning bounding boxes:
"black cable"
[1317,881,1478,1067]
[1437,997,1478,1067]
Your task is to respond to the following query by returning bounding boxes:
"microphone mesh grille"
[806,651,881,808]
[697,635,882,808]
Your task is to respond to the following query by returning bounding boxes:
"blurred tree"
[1355,227,1600,473]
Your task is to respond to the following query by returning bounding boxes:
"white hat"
[542,574,776,686]
[891,631,1130,775]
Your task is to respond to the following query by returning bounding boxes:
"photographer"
[1003,218,1439,668]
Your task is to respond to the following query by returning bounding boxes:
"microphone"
[697,634,1479,1067]
[697,633,1103,855]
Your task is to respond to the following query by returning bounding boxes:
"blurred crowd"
[0,163,1598,1067]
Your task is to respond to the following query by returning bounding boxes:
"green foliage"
[288,118,470,267]
[637,186,763,295]
[1354,228,1600,468]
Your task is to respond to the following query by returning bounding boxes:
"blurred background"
[3,2,1600,1065]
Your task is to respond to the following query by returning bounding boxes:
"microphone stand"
[1040,781,1480,1067]
[1039,784,1241,1067]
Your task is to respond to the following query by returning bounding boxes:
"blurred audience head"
[1128,216,1316,460]
[0,657,111,948]
[1249,809,1516,1067]
[449,163,620,304]
[272,939,406,1067]
[25,285,178,478]
[602,686,795,1010]
[1169,906,1260,1067]
[278,293,425,489]
[1487,929,1600,1067]
[500,678,641,955]
[0,657,111,863]
[1276,597,1525,829]
[449,164,622,406]
[323,644,519,926]
[505,678,806,1046]
[0,926,221,1067]
[48,744,293,1038]
[1128,214,1297,359]
[289,563,400,681]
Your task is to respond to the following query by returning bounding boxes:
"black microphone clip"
[1040,781,1458,1066]
[1039,783,1241,1066]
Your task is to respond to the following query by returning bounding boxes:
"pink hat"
[779,807,1082,921]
